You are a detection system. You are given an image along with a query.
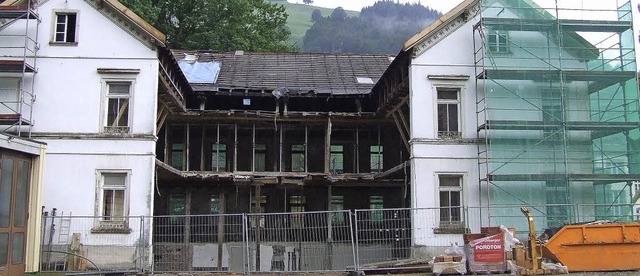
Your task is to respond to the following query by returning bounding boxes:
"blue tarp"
[178,61,221,84]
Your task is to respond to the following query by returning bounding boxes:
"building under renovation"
[381,0,639,254]
[154,51,410,217]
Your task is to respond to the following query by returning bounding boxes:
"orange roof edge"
[402,0,479,51]
[0,0,23,6]
[1,0,166,46]
[104,0,166,46]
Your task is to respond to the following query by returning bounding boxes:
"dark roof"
[172,50,393,95]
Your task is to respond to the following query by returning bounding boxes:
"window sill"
[91,226,131,234]
[102,127,131,135]
[49,41,78,46]
[434,227,469,234]
[438,132,462,139]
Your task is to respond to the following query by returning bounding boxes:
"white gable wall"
[27,0,158,220]
[408,16,481,253]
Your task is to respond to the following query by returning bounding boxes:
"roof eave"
[99,0,166,47]
[402,0,479,51]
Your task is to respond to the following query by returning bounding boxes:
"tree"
[302,2,441,54]
[311,9,322,22]
[120,0,295,52]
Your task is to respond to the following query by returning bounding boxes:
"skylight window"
[356,77,374,84]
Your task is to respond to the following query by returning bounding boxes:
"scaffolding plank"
[487,173,640,182]
[482,18,631,33]
[478,120,638,135]
[0,6,38,20]
[478,69,635,94]
[0,60,35,73]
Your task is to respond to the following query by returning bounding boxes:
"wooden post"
[200,124,205,171]
[356,127,360,173]
[254,184,262,271]
[279,124,283,172]
[217,192,226,270]
[186,124,190,171]
[252,123,256,172]
[234,124,238,172]
[184,189,192,244]
[305,125,308,173]
[325,186,333,269]
[324,118,332,173]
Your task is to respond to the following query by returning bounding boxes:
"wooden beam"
[397,109,410,138]
[254,184,261,271]
[156,111,168,135]
[216,192,226,270]
[324,118,332,173]
[392,113,410,152]
[385,95,409,118]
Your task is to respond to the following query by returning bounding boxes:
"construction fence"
[39,204,639,273]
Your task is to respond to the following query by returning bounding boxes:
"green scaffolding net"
[474,0,638,228]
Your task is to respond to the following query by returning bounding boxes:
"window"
[369,196,384,222]
[210,195,220,214]
[437,88,461,139]
[53,12,77,43]
[289,196,306,228]
[171,143,184,170]
[168,194,186,216]
[250,195,266,228]
[370,146,383,172]
[212,144,227,172]
[330,195,345,224]
[438,175,462,229]
[104,82,131,133]
[545,181,569,228]
[291,144,305,172]
[95,171,129,231]
[254,144,266,172]
[541,88,562,139]
[330,145,344,173]
[488,30,509,53]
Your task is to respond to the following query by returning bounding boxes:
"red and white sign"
[472,233,504,263]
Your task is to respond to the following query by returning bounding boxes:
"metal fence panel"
[38,204,639,273]
[354,208,413,269]
[245,210,354,272]
[151,214,245,273]
[40,215,148,273]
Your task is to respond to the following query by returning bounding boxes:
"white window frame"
[488,30,509,54]
[94,170,131,232]
[436,174,464,230]
[435,87,462,139]
[51,10,79,44]
[98,71,138,134]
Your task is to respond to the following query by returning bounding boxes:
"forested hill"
[301,1,442,54]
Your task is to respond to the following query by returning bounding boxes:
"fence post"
[352,210,359,272]
[243,213,250,276]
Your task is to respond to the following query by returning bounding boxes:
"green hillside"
[275,1,360,48]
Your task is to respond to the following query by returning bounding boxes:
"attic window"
[52,12,78,44]
[356,77,374,84]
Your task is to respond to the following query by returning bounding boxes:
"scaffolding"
[0,0,39,137]
[474,0,638,227]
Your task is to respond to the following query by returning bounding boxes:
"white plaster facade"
[0,0,168,272]
[27,0,159,219]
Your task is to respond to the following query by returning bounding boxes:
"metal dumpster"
[541,223,640,272]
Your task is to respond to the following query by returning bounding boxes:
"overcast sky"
[286,0,461,13]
